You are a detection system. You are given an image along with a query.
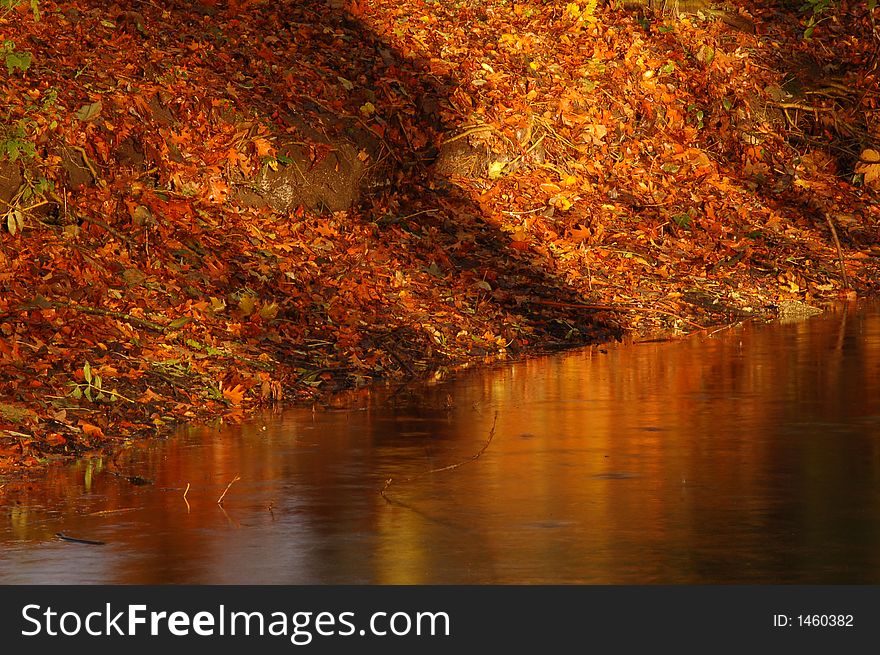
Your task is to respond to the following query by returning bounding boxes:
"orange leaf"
[80,423,105,439]
[138,388,164,403]
[45,434,67,447]
[252,137,274,158]
[223,383,246,405]
[568,225,592,243]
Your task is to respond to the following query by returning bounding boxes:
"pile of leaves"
[1,0,879,474]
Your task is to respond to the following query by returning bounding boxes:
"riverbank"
[1,0,878,475]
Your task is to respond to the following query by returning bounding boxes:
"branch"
[382,411,498,503]
[13,300,169,333]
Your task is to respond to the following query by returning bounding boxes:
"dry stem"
[381,411,498,503]
[217,475,241,505]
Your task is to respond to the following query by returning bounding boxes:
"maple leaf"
[207,178,230,202]
[252,137,274,158]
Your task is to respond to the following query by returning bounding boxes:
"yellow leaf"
[210,296,227,313]
[550,194,573,211]
[238,294,257,316]
[488,160,506,179]
[259,301,280,319]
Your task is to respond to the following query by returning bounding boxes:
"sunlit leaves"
[855,149,880,188]
[488,160,506,179]
[1,0,876,474]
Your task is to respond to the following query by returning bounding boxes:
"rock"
[775,300,823,322]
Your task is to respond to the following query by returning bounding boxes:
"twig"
[523,298,705,330]
[768,101,834,112]
[56,532,105,546]
[706,317,756,337]
[822,211,850,289]
[68,145,102,183]
[87,508,138,517]
[440,123,496,145]
[77,213,135,245]
[501,206,548,216]
[381,412,498,503]
[14,300,169,333]
[217,475,241,505]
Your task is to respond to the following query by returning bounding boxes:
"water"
[3,302,880,584]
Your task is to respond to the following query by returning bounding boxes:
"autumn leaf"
[138,389,164,403]
[259,301,280,319]
[488,160,506,180]
[80,422,105,439]
[238,295,257,316]
[855,149,880,188]
[45,434,67,447]
[222,384,246,405]
[568,225,592,243]
[252,137,274,157]
[75,101,103,122]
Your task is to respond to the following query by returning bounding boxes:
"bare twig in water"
[87,508,138,517]
[56,532,105,546]
[822,211,850,289]
[707,317,756,337]
[381,411,498,504]
[217,475,241,505]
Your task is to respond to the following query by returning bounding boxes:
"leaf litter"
[0,0,878,475]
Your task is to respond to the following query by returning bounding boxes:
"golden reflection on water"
[3,302,880,583]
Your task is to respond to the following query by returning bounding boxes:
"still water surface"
[3,302,880,583]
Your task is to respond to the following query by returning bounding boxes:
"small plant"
[687,104,705,129]
[0,123,36,161]
[798,0,849,38]
[672,212,693,229]
[1,40,32,75]
[1,87,58,165]
[0,0,40,21]
[68,362,130,403]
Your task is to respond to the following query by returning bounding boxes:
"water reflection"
[3,302,880,583]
